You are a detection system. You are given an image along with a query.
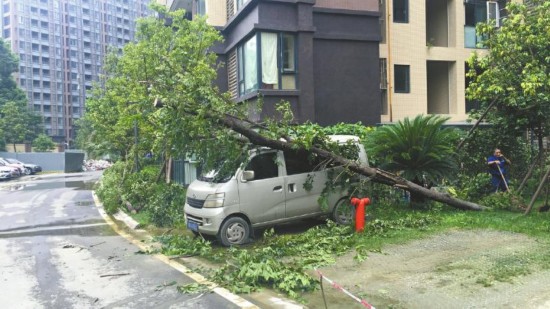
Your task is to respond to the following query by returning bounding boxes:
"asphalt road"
[0,171,240,309]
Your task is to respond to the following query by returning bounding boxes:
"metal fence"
[171,159,199,186]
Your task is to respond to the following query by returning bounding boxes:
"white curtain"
[244,35,257,93]
[261,32,278,85]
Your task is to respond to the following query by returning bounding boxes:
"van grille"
[186,214,203,223]
[187,197,205,209]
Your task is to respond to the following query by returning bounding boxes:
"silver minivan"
[184,135,368,246]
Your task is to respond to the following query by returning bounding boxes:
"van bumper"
[184,205,228,236]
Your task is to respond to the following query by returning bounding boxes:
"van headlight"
[203,193,225,208]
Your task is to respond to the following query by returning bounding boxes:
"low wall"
[0,151,85,172]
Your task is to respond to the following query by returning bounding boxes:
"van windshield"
[198,169,234,183]
[197,156,244,183]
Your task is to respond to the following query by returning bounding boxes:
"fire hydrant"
[350,197,371,232]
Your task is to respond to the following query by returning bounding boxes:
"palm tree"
[368,115,458,203]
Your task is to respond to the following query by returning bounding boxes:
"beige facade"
[167,0,226,26]
[203,0,226,26]
[379,0,517,123]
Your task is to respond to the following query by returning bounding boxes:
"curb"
[112,210,141,230]
[92,192,260,309]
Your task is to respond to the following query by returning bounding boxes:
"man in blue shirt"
[487,148,511,193]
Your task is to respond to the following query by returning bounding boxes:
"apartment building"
[168,0,382,126]
[380,0,516,123]
[0,0,152,145]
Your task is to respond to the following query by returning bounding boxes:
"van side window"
[284,150,323,175]
[245,152,278,180]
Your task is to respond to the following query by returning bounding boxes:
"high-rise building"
[0,0,152,145]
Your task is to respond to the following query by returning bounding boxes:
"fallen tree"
[218,113,487,211]
[81,5,487,212]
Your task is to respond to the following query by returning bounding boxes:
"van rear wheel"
[218,217,250,246]
[332,197,354,225]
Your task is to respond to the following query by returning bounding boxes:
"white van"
[184,135,368,246]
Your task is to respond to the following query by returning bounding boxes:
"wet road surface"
[0,172,238,308]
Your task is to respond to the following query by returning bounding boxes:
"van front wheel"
[218,217,250,246]
[332,197,354,225]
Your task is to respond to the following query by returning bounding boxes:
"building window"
[464,0,502,48]
[237,32,297,96]
[393,0,408,23]
[394,65,410,93]
[236,0,244,11]
[197,0,206,15]
[237,35,257,95]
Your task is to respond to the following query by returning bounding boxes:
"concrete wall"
[0,151,85,172]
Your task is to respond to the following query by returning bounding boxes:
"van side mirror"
[242,170,255,181]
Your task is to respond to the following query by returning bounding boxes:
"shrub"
[478,192,524,211]
[455,173,493,201]
[121,165,160,211]
[147,183,186,227]
[96,161,128,214]
[33,134,56,152]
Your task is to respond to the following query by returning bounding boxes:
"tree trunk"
[220,116,487,211]
[156,158,166,183]
[165,156,172,184]
[524,166,550,215]
[456,98,498,151]
[517,152,540,193]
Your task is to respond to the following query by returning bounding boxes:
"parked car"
[0,157,24,176]
[0,167,12,180]
[184,135,369,246]
[0,161,20,178]
[3,158,42,175]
